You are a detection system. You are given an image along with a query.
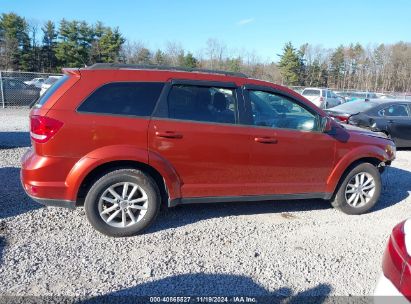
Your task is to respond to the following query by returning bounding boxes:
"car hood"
[325,108,359,116]
[340,123,389,140]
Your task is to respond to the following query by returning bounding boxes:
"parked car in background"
[40,75,62,96]
[21,64,396,237]
[376,93,397,100]
[325,100,411,147]
[337,91,378,102]
[2,77,40,106]
[24,77,46,88]
[301,88,341,109]
[374,219,411,303]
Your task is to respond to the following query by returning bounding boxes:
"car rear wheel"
[84,169,160,237]
[331,163,381,215]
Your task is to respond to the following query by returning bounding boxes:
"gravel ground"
[0,108,410,300]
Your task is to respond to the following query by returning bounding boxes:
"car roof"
[85,63,249,78]
[303,87,327,90]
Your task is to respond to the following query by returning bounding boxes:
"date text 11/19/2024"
[149,296,257,303]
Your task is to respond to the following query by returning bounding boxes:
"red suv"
[21,64,396,237]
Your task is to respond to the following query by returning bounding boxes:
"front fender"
[325,145,389,194]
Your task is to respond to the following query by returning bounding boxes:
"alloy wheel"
[344,172,376,208]
[98,182,148,228]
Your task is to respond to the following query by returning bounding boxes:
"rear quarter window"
[33,75,68,108]
[77,82,164,117]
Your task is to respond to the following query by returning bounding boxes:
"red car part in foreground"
[375,219,411,302]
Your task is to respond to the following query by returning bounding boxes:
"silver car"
[301,88,341,109]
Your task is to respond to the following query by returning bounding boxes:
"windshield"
[331,100,378,114]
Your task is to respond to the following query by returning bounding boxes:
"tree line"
[0,13,124,72]
[279,41,411,92]
[1,12,410,92]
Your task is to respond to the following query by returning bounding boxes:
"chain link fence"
[1,72,411,108]
[0,71,63,108]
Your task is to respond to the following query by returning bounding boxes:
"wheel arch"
[64,145,182,206]
[326,154,384,198]
[75,160,171,207]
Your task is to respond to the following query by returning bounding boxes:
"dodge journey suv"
[21,64,396,237]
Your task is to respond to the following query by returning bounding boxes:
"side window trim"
[171,79,237,88]
[153,80,242,126]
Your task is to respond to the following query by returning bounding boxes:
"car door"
[377,103,411,147]
[243,86,336,196]
[148,80,252,199]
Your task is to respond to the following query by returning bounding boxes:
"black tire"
[84,169,160,237]
[331,163,381,215]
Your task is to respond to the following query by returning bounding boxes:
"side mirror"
[369,118,379,131]
[322,116,335,134]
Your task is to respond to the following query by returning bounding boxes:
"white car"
[301,88,341,109]
[40,76,62,96]
[24,77,46,88]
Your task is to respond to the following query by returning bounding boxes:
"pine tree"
[181,52,198,68]
[42,20,57,72]
[329,45,345,88]
[0,13,30,70]
[136,47,151,64]
[278,42,304,85]
[55,19,94,67]
[91,25,124,63]
[153,50,168,65]
[226,57,242,72]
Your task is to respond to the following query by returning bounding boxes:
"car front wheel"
[331,162,381,215]
[84,169,161,237]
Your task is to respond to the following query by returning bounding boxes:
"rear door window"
[78,82,164,117]
[167,85,237,124]
[378,104,410,117]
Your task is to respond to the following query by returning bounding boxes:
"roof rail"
[86,63,248,78]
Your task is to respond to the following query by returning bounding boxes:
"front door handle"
[254,137,278,144]
[155,131,183,139]
[388,120,395,124]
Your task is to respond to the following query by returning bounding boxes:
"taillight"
[383,220,411,300]
[392,221,408,258]
[30,115,63,143]
[336,115,349,123]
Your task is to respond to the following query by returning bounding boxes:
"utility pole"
[0,71,5,109]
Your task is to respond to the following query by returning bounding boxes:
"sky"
[1,0,411,62]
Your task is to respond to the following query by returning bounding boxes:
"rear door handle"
[155,131,183,139]
[254,137,278,144]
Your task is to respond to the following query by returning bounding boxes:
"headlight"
[385,144,396,159]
